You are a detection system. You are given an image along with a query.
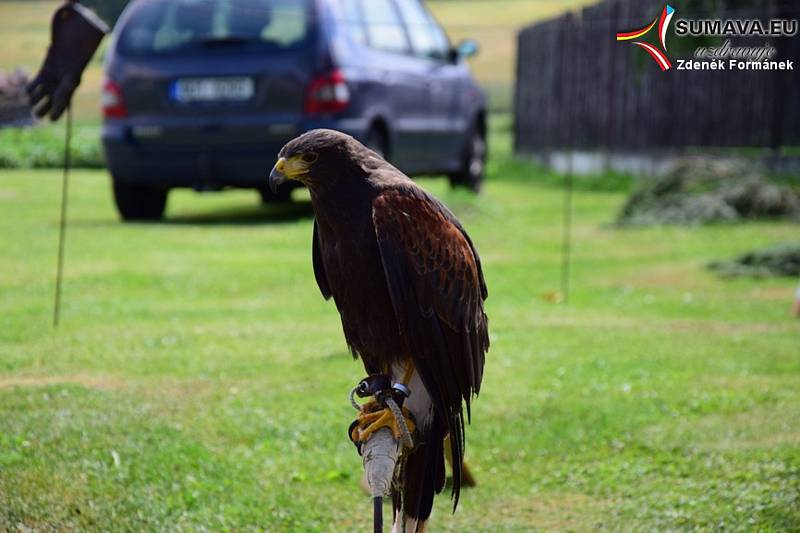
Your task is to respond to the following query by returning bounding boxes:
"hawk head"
[268,129,369,193]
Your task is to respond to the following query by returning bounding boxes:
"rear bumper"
[102,116,370,188]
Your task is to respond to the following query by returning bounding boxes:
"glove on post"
[27,1,108,121]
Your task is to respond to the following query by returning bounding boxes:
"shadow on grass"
[66,201,315,228]
[165,200,315,226]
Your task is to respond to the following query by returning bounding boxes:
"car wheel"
[112,180,168,221]
[258,184,292,204]
[364,126,388,159]
[449,124,486,193]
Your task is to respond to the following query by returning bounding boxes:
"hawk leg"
[350,400,416,443]
[350,360,417,444]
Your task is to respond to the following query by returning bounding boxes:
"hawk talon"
[350,402,416,444]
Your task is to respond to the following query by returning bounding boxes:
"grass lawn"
[1,118,800,530]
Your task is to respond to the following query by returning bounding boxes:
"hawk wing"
[372,186,489,506]
[312,220,332,300]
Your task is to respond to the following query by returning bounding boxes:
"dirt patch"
[661,319,789,335]
[624,268,702,289]
[0,188,18,200]
[618,157,800,225]
[531,313,790,335]
[0,374,126,391]
[508,493,609,530]
[641,400,800,452]
[750,286,798,301]
[444,491,611,531]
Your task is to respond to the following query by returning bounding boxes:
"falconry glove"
[27,1,108,121]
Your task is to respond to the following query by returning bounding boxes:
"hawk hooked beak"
[268,155,315,193]
[268,158,289,194]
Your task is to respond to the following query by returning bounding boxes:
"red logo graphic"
[617,5,676,71]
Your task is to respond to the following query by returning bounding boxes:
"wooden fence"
[514,0,800,155]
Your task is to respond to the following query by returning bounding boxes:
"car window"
[393,0,449,61]
[360,0,410,54]
[340,0,367,46]
[118,0,310,55]
[258,1,307,46]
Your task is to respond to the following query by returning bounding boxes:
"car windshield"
[117,0,311,55]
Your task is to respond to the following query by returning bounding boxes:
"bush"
[0,123,105,169]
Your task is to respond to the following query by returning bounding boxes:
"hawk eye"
[302,153,318,164]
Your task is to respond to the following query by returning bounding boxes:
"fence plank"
[514,0,800,154]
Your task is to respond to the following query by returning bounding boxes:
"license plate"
[171,77,255,103]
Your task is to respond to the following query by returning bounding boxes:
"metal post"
[560,156,574,304]
[53,106,72,327]
[373,496,383,533]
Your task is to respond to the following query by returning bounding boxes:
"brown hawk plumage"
[270,129,489,529]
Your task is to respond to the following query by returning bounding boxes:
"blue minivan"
[102,0,487,220]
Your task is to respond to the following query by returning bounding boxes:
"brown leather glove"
[27,1,108,121]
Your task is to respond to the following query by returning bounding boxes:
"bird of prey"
[269,129,489,531]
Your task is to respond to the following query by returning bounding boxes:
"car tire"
[112,180,168,221]
[258,185,292,204]
[449,123,486,193]
[364,126,388,159]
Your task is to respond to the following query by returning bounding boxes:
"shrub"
[0,123,105,169]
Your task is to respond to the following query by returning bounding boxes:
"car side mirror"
[449,39,479,63]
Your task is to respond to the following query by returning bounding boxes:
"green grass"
[2,121,800,531]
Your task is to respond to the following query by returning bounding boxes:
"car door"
[358,0,431,173]
[393,0,466,169]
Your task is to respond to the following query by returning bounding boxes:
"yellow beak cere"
[268,155,311,193]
